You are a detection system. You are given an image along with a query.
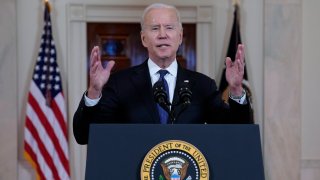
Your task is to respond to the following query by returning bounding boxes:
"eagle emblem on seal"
[160,157,189,180]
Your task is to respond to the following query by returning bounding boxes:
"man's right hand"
[87,46,115,99]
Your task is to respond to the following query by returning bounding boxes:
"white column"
[264,1,302,179]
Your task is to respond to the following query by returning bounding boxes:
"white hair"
[140,3,182,31]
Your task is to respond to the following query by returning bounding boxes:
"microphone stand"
[153,81,175,123]
[153,80,192,124]
[172,80,192,120]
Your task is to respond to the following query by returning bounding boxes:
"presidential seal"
[141,140,209,180]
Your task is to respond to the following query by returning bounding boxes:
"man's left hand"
[226,44,245,96]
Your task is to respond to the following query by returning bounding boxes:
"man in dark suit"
[73,3,253,145]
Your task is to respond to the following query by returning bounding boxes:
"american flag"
[23,1,70,179]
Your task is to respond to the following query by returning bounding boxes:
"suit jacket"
[73,61,253,144]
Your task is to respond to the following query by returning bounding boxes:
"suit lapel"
[130,61,160,123]
[172,65,198,122]
[172,65,192,105]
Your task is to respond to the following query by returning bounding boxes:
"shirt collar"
[147,58,178,78]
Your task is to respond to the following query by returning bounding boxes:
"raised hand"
[225,44,245,96]
[87,46,115,99]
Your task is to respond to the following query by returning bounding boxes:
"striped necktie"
[157,69,170,124]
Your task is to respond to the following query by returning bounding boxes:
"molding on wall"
[67,4,215,76]
[301,159,320,168]
[68,4,214,23]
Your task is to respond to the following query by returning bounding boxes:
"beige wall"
[264,1,302,179]
[302,0,320,160]
[301,0,320,179]
[0,0,17,179]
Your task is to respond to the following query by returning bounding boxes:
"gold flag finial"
[44,0,51,12]
[232,0,240,6]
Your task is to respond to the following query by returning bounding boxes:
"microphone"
[172,80,192,121]
[152,81,171,112]
[178,80,192,105]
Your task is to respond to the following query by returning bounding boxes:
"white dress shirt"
[148,59,177,103]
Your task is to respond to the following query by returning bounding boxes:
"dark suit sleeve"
[204,78,253,124]
[73,77,123,145]
[226,98,253,124]
[72,95,94,145]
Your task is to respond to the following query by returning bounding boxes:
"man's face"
[141,8,183,64]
